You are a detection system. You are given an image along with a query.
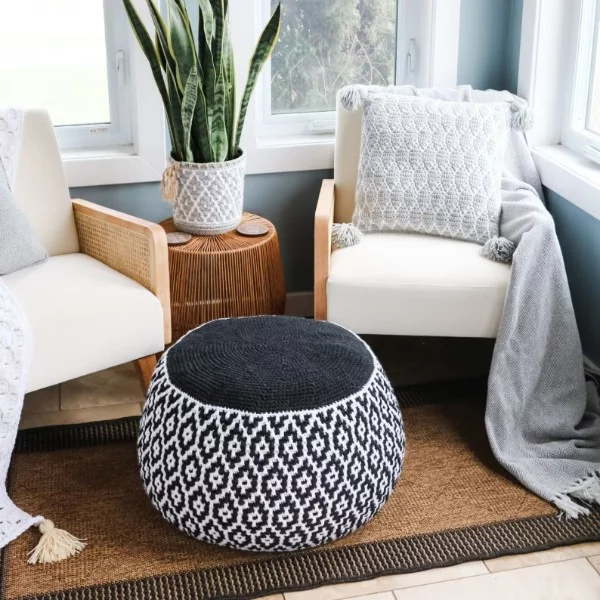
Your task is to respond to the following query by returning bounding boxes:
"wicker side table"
[162,213,286,341]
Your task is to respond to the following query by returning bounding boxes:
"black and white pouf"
[138,316,405,552]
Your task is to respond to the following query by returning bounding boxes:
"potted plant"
[123,0,281,235]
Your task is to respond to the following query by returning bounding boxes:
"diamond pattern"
[171,153,246,236]
[139,357,405,552]
[353,95,508,244]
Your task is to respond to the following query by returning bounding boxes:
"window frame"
[53,0,133,153]
[519,0,600,222]
[560,0,600,158]
[257,0,400,139]
[230,0,462,175]
[58,0,166,187]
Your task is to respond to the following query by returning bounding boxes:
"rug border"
[5,404,599,600]
[3,510,599,600]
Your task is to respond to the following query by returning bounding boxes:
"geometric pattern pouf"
[138,316,406,552]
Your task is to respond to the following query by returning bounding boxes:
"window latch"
[115,50,126,87]
[407,39,418,73]
[307,119,336,134]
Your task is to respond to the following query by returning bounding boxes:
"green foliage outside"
[270,0,397,114]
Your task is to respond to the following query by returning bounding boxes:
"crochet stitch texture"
[353,94,508,244]
[139,317,406,552]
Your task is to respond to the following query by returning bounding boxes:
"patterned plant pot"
[162,152,246,236]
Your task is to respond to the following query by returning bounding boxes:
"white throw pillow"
[0,161,47,275]
[353,94,509,244]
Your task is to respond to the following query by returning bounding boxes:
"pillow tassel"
[481,237,516,264]
[161,162,179,203]
[339,86,366,111]
[511,98,534,132]
[332,223,363,249]
[27,519,86,565]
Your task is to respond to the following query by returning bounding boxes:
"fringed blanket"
[341,85,600,517]
[0,109,85,563]
[0,276,41,548]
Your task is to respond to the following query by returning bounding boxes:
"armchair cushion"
[327,232,510,338]
[3,253,164,393]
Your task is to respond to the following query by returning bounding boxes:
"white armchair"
[1,110,170,393]
[315,99,511,337]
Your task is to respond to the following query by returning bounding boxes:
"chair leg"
[135,354,157,395]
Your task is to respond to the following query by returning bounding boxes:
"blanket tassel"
[555,494,591,519]
[555,472,600,519]
[27,519,86,565]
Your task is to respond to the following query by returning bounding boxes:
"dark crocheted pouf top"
[165,316,375,413]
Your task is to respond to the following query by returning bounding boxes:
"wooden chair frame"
[314,180,335,321]
[72,199,171,391]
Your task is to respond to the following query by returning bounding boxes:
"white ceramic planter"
[163,152,246,236]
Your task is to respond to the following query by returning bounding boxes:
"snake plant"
[122,0,281,163]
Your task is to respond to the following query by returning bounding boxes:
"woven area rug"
[2,379,599,600]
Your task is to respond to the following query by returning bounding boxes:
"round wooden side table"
[162,213,286,341]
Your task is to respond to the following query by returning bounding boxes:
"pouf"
[138,316,405,552]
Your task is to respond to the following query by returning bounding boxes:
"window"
[261,0,399,137]
[561,0,600,159]
[231,0,461,174]
[0,0,132,153]
[588,31,600,135]
[518,0,600,222]
[0,0,165,187]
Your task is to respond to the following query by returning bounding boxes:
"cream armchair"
[1,110,170,393]
[315,99,511,337]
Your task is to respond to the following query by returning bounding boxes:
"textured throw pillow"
[353,94,509,244]
[0,161,47,275]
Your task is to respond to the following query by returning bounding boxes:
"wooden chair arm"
[314,180,335,320]
[72,199,171,345]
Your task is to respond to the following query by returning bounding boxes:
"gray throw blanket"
[341,84,600,517]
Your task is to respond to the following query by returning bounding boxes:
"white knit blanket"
[0,279,42,549]
[0,109,43,551]
[342,84,600,517]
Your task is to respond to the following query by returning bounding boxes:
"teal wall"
[546,192,600,365]
[72,0,518,293]
[74,171,330,293]
[74,170,328,295]
[457,0,514,91]
[506,0,524,94]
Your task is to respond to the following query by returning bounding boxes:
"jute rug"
[2,379,599,600]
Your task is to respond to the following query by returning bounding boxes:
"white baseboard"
[285,292,314,317]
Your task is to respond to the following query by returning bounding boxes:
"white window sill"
[61,147,135,160]
[245,136,334,175]
[61,147,166,188]
[257,133,335,148]
[532,144,600,221]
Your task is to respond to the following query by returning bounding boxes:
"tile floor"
[20,337,600,597]
[262,544,600,600]
[20,362,145,429]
